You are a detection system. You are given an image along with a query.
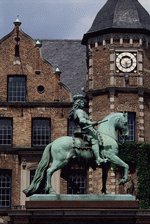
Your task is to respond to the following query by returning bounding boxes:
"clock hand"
[124,58,131,68]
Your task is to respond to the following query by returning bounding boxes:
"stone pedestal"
[8,194,150,224]
[26,194,139,209]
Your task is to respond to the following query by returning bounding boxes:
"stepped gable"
[82,0,150,44]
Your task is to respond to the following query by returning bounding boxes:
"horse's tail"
[23,143,52,197]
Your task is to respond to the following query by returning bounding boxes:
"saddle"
[72,136,92,151]
[73,127,102,147]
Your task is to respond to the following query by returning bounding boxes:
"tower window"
[119,113,136,142]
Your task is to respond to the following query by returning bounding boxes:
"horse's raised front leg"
[102,162,111,194]
[46,160,68,195]
[110,154,129,185]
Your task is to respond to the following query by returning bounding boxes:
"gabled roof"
[82,0,150,44]
[41,39,87,97]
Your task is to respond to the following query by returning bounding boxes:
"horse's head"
[117,112,129,142]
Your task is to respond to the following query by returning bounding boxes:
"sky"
[0,0,150,40]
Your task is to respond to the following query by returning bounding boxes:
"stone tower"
[82,0,150,144]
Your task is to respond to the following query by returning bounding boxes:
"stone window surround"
[110,47,143,75]
[20,160,60,205]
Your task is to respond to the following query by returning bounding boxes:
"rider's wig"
[69,99,82,120]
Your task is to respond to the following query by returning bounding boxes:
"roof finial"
[55,65,61,75]
[14,15,22,26]
[16,15,20,22]
[35,39,42,48]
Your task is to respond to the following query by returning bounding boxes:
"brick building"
[0,0,150,223]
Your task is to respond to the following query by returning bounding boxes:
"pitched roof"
[82,0,150,44]
[41,39,87,97]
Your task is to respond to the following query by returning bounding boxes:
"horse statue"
[23,112,129,196]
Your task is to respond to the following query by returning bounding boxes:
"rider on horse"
[69,94,104,166]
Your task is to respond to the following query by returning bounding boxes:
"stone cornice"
[86,87,148,97]
[0,101,73,108]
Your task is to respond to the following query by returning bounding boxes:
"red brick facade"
[0,21,72,209]
[0,13,150,224]
[0,19,149,206]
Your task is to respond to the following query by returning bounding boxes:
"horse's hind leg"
[102,162,111,194]
[46,160,68,195]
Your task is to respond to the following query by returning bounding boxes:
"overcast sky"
[0,0,150,40]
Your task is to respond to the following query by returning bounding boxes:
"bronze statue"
[23,95,129,196]
[69,94,105,166]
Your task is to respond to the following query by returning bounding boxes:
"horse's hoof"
[49,189,57,195]
[118,178,127,185]
[101,189,110,194]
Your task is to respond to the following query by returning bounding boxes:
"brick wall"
[86,33,150,195]
[0,23,72,206]
[0,154,20,207]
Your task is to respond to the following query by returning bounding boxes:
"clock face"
[116,52,137,73]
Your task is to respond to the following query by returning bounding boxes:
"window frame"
[7,75,27,103]
[32,118,51,147]
[67,169,87,194]
[119,112,136,142]
[0,169,12,208]
[0,118,13,146]
[68,119,76,136]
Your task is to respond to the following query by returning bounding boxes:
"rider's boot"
[92,140,103,166]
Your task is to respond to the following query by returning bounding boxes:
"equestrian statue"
[23,94,129,196]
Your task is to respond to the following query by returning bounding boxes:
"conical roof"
[82,0,150,44]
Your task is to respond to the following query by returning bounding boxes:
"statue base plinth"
[26,194,139,209]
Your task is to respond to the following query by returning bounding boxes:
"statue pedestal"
[10,194,144,224]
[26,194,139,209]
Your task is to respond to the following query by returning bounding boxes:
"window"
[0,119,13,146]
[37,86,44,94]
[8,76,26,102]
[32,119,51,146]
[15,45,19,57]
[119,113,136,142]
[127,113,136,141]
[67,170,87,194]
[0,170,11,208]
[68,119,76,136]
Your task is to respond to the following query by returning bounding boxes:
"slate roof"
[41,39,87,97]
[82,0,150,44]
